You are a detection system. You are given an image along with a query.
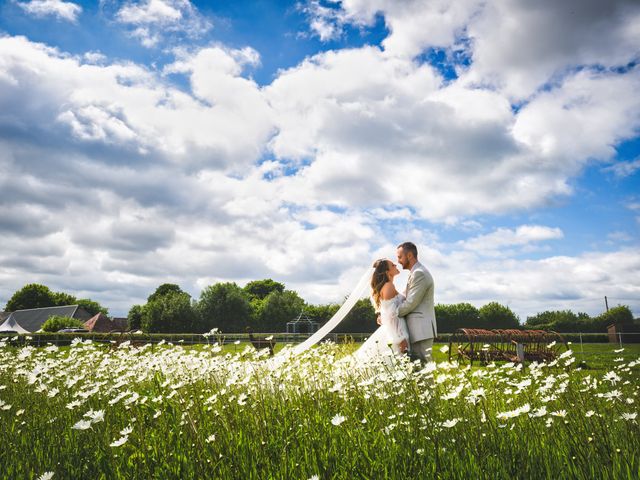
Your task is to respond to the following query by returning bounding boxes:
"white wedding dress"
[279,267,411,368]
[352,294,410,364]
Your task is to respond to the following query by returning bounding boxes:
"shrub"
[41,315,86,332]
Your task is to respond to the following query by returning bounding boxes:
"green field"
[0,339,638,479]
[220,340,640,370]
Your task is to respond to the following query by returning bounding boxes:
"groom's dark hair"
[398,242,418,259]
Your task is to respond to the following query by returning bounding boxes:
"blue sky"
[0,0,638,320]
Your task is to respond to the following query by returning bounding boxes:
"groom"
[396,242,437,362]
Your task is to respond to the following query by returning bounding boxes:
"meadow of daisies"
[0,338,638,479]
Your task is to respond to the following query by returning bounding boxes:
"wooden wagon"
[448,328,567,364]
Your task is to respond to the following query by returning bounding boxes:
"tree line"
[4,282,637,334]
[125,280,375,334]
[3,284,108,316]
[525,307,637,333]
[127,281,636,334]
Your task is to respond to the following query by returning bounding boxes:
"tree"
[197,283,253,333]
[76,298,108,316]
[435,303,481,332]
[53,292,77,307]
[478,302,520,329]
[244,279,285,301]
[305,303,340,325]
[127,304,144,331]
[595,305,634,331]
[147,284,185,303]
[41,315,86,332]
[524,310,620,332]
[259,290,305,332]
[526,310,580,330]
[141,291,198,333]
[334,298,377,333]
[5,283,108,315]
[5,284,57,311]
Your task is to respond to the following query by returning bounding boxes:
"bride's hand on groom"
[376,314,382,326]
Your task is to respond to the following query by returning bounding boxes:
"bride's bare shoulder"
[380,282,398,300]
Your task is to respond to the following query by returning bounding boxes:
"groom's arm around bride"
[396,242,437,362]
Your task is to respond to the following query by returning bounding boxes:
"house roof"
[112,317,129,330]
[84,313,124,333]
[0,305,90,333]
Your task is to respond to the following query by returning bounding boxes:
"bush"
[41,315,86,332]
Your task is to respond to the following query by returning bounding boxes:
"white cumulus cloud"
[1,0,639,319]
[17,0,82,22]
[114,0,211,47]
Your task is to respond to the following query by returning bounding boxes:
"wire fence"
[2,331,639,353]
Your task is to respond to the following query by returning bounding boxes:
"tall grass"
[0,338,638,479]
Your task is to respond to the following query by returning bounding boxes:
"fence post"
[618,332,623,348]
[579,333,584,354]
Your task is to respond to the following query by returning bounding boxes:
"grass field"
[0,339,638,479]
[219,340,640,370]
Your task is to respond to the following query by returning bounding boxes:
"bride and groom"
[360,242,437,363]
[290,241,436,366]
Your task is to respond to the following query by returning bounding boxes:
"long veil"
[290,267,374,356]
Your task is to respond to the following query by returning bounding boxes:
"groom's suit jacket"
[398,262,437,342]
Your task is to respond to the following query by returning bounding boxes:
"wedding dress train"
[278,266,410,367]
[352,293,410,364]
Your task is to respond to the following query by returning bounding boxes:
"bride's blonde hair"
[371,259,391,308]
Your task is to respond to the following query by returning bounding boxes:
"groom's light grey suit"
[398,262,436,361]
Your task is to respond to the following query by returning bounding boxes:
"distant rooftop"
[0,305,92,333]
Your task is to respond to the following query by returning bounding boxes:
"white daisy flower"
[84,410,105,424]
[71,420,92,430]
[110,435,129,447]
[441,418,460,428]
[331,414,346,426]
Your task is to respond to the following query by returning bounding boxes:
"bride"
[287,259,410,365]
[350,259,410,363]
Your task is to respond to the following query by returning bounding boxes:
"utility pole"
[604,296,609,312]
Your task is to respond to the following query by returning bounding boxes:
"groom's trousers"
[411,338,434,362]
